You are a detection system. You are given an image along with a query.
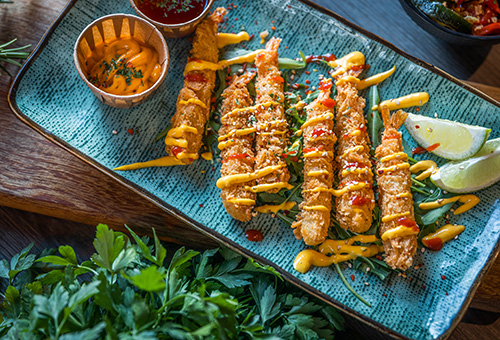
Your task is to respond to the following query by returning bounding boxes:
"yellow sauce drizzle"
[380,152,408,163]
[218,49,265,67]
[410,160,438,180]
[114,156,184,171]
[176,151,199,160]
[345,129,361,138]
[335,76,359,86]
[340,145,364,159]
[245,182,293,193]
[291,101,306,111]
[201,152,213,161]
[255,201,296,214]
[307,170,330,177]
[419,194,480,215]
[164,137,187,148]
[381,211,410,223]
[218,127,256,142]
[217,140,235,150]
[167,125,198,138]
[396,192,412,199]
[372,92,429,111]
[179,98,207,109]
[165,125,199,149]
[291,139,301,149]
[381,225,419,241]
[304,182,367,197]
[303,205,329,212]
[261,130,287,136]
[226,198,255,205]
[216,32,250,48]
[184,60,220,75]
[378,163,411,174]
[216,164,285,189]
[221,101,278,123]
[341,168,372,177]
[293,235,381,274]
[328,51,365,77]
[184,50,269,75]
[422,224,465,249]
[296,113,334,135]
[303,150,334,158]
[358,65,396,90]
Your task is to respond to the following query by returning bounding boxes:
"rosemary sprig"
[0,38,31,76]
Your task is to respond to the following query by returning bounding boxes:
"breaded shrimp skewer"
[292,79,337,245]
[376,107,418,271]
[165,8,226,164]
[253,37,290,193]
[333,60,375,233]
[218,73,256,221]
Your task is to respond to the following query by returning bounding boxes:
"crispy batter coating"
[254,37,290,192]
[219,73,256,221]
[293,81,336,245]
[376,108,417,271]
[334,70,375,233]
[166,8,226,164]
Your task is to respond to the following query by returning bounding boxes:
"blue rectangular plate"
[9,0,500,339]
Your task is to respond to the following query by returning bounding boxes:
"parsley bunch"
[0,224,343,339]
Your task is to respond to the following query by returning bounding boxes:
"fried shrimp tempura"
[376,108,418,271]
[165,8,226,164]
[334,68,375,233]
[219,73,256,221]
[253,37,290,193]
[292,79,336,245]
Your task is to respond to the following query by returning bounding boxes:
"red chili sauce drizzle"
[305,53,336,63]
[135,0,208,25]
[397,217,419,231]
[184,73,208,83]
[245,229,263,242]
[412,143,441,155]
[424,238,443,251]
[350,195,370,206]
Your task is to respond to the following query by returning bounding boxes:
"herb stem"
[411,186,429,195]
[333,263,371,308]
[411,177,426,187]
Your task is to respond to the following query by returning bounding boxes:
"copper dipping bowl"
[74,14,169,109]
[129,0,215,38]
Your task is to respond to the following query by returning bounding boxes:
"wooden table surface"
[1,0,500,339]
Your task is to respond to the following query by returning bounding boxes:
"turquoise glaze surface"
[13,0,500,339]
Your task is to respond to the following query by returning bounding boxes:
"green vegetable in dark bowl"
[411,0,473,34]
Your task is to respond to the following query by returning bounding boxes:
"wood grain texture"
[1,0,500,339]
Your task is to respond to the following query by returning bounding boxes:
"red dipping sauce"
[135,0,208,25]
[245,229,263,242]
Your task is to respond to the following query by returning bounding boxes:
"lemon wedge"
[404,112,491,161]
[431,138,500,193]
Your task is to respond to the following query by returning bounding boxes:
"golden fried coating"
[253,37,290,192]
[219,73,256,221]
[293,79,336,245]
[376,108,417,271]
[165,8,226,164]
[334,69,375,233]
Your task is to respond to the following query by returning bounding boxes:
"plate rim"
[8,0,500,339]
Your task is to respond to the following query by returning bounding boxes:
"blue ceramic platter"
[9,0,500,339]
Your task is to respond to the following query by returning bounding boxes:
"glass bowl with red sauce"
[129,0,214,38]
